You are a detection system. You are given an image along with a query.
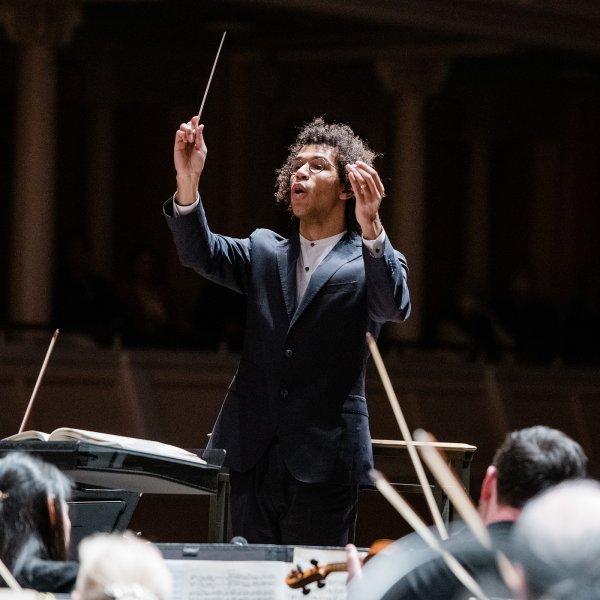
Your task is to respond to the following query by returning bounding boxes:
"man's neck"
[299,221,346,241]
[482,504,521,526]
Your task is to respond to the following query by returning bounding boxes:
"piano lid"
[0,440,225,496]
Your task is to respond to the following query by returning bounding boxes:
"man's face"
[289,144,348,225]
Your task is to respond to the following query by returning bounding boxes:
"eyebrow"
[293,152,331,159]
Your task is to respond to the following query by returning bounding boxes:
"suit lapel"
[289,233,362,330]
[277,235,300,320]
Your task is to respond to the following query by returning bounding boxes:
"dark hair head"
[274,117,378,232]
[492,426,587,509]
[0,452,72,573]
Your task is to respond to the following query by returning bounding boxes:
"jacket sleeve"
[362,237,410,323]
[164,196,251,294]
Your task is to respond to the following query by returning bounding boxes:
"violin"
[285,539,393,595]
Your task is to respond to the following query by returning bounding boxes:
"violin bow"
[414,428,521,591]
[0,555,23,591]
[371,469,491,600]
[366,332,448,539]
[19,328,59,433]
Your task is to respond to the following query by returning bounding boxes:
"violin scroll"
[285,539,394,594]
[285,560,340,595]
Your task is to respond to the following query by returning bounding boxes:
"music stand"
[68,487,140,559]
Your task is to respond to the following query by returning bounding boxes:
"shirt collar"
[299,231,346,249]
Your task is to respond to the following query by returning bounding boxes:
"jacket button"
[280,389,289,398]
[284,349,293,358]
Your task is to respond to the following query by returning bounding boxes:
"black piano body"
[0,441,229,551]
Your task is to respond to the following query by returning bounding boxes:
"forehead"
[296,144,338,162]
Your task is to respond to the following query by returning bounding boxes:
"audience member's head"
[479,425,587,524]
[72,533,172,600]
[0,452,72,575]
[348,425,589,600]
[513,478,600,600]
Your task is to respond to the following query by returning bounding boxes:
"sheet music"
[167,560,288,600]
[166,550,348,600]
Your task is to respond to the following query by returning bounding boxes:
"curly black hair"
[274,117,378,232]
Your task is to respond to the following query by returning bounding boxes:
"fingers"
[345,161,385,199]
[175,117,204,149]
[345,544,364,583]
[173,116,208,184]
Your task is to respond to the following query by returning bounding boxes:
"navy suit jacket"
[165,198,410,485]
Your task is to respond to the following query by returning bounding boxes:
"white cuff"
[362,228,386,258]
[173,191,200,217]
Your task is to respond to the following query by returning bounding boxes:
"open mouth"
[292,183,306,196]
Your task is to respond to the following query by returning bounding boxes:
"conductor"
[164,116,410,545]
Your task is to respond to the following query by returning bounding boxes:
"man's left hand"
[346,162,385,240]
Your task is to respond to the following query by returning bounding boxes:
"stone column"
[2,0,81,325]
[376,59,448,345]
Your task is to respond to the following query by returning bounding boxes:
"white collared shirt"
[297,232,346,303]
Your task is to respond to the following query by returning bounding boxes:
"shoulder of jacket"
[250,228,288,244]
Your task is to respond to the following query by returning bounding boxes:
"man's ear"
[480,465,498,502]
[339,188,354,201]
